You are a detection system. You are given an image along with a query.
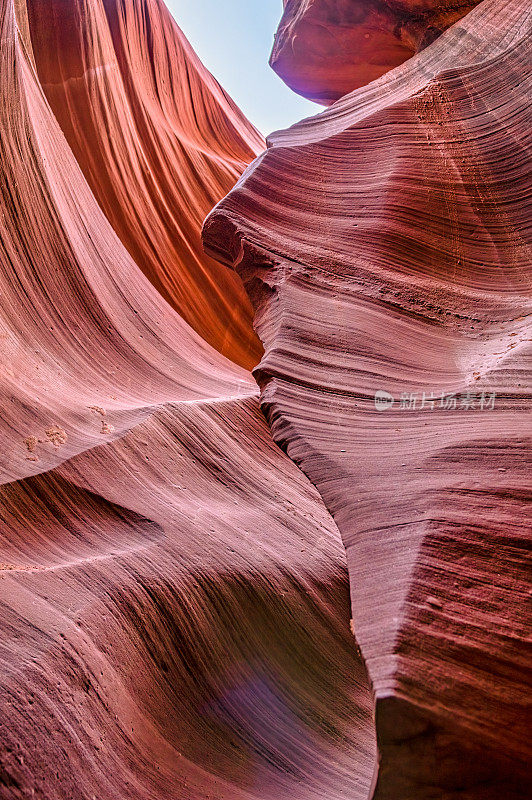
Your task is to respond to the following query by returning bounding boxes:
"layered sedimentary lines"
[0,0,377,797]
[271,0,482,104]
[0,0,254,485]
[1,398,376,800]
[2,0,531,795]
[204,0,532,797]
[26,0,264,369]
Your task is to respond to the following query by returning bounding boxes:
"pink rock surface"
[1,398,376,799]
[0,0,253,486]
[0,1,375,797]
[204,0,532,796]
[2,0,530,795]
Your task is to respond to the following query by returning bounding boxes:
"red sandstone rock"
[271,0,482,104]
[3,0,531,795]
[0,0,256,486]
[1,398,376,799]
[27,0,264,369]
[0,1,375,797]
[204,0,532,796]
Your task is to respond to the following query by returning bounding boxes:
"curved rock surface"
[1,0,376,798]
[1,398,376,800]
[271,0,482,104]
[204,0,532,796]
[1,0,254,486]
[27,0,264,369]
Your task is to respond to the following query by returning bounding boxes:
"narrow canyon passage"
[1,1,376,798]
[0,0,530,798]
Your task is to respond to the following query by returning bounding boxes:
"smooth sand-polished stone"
[204,1,532,796]
[0,2,375,797]
[27,0,264,368]
[270,0,483,104]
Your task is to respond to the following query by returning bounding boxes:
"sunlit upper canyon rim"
[0,1,530,799]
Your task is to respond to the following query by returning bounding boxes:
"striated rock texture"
[271,0,482,104]
[0,0,376,798]
[0,400,376,799]
[26,0,264,369]
[204,0,532,797]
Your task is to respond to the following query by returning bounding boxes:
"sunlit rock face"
[26,0,264,369]
[0,0,377,798]
[204,0,532,797]
[271,0,482,104]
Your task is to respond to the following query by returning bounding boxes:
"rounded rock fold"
[270,0,482,104]
[204,0,532,796]
[27,0,265,368]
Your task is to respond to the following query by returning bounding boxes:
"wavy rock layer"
[204,0,532,797]
[271,0,481,104]
[27,0,264,369]
[0,0,253,486]
[0,0,376,798]
[1,399,376,800]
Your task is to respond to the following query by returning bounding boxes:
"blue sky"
[167,0,320,135]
